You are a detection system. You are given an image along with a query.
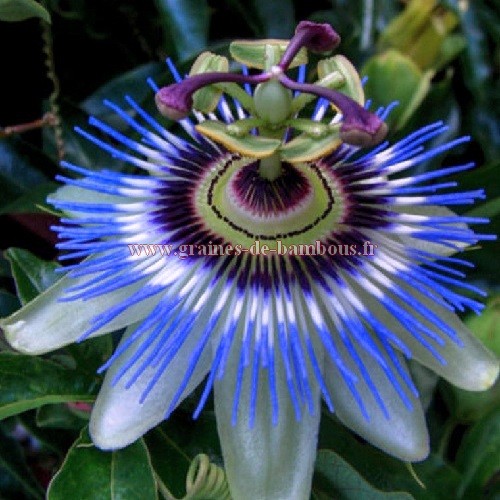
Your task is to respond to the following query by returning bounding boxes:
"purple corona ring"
[1,21,498,500]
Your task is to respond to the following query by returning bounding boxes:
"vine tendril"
[184,454,231,500]
[40,1,65,161]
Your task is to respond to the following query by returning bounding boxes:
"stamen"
[279,21,341,71]
[279,75,388,147]
[155,72,269,120]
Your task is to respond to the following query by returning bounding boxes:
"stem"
[0,113,57,138]
[259,153,282,181]
[279,74,387,146]
[40,7,65,160]
[361,0,374,50]
[437,417,457,457]
[154,472,176,500]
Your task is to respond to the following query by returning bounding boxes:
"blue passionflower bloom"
[2,21,498,500]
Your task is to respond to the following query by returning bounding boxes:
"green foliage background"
[0,0,498,498]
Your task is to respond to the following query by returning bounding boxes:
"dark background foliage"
[0,0,499,498]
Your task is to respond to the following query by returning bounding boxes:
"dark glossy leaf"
[145,427,190,498]
[0,353,98,420]
[154,0,210,61]
[0,138,54,210]
[0,255,11,277]
[0,422,44,499]
[318,413,462,499]
[36,403,88,430]
[42,101,128,172]
[47,427,157,500]
[252,0,295,38]
[4,248,60,305]
[0,291,20,317]
[449,161,500,280]
[19,411,79,457]
[400,74,460,173]
[313,449,413,500]
[81,62,164,119]
[452,0,500,161]
[467,196,500,221]
[65,335,114,376]
[441,296,500,422]
[0,0,50,23]
[0,181,58,215]
[455,408,500,498]
[408,361,438,411]
[464,295,500,356]
[146,409,221,498]
[442,380,500,424]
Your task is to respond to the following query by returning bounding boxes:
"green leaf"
[19,411,79,457]
[0,137,54,211]
[0,422,44,499]
[455,408,500,498]
[36,403,88,430]
[4,247,60,305]
[0,0,50,23]
[408,361,439,411]
[318,414,462,499]
[442,296,500,422]
[65,335,114,376]
[0,181,58,215]
[464,295,500,356]
[466,196,500,221]
[47,427,157,500]
[81,62,164,119]
[145,410,221,498]
[252,0,295,38]
[313,449,414,500]
[452,0,500,162]
[42,101,128,172]
[0,291,20,317]
[442,380,500,424]
[145,427,190,498]
[433,34,467,72]
[0,353,98,420]
[456,162,500,280]
[362,50,433,130]
[154,0,210,61]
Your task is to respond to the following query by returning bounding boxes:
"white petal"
[325,338,430,462]
[1,273,160,354]
[391,205,469,256]
[90,322,211,450]
[214,332,322,500]
[350,277,499,391]
[50,184,134,216]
